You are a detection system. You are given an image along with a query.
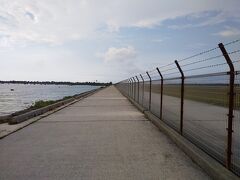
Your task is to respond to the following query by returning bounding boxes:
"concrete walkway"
[150,92,240,166]
[0,86,210,180]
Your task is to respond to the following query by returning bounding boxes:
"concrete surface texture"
[0,86,210,180]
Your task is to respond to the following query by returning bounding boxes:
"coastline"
[0,87,104,124]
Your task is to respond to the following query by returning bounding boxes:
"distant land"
[0,80,112,86]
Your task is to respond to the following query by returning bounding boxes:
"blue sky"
[0,0,240,82]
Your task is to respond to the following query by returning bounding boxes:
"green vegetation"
[62,96,72,100]
[31,96,72,109]
[31,100,57,109]
[148,84,240,108]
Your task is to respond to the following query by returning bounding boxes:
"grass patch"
[31,96,73,109]
[144,84,240,108]
[31,100,57,109]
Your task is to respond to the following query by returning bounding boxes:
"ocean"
[0,84,100,116]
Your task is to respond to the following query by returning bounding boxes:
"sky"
[0,0,240,82]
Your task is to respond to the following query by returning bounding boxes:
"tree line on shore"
[0,80,112,86]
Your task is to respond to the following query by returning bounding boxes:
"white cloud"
[214,27,240,37]
[0,0,240,47]
[99,46,137,62]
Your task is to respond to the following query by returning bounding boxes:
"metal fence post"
[156,67,163,120]
[175,60,185,135]
[129,79,131,97]
[132,77,136,101]
[136,76,140,103]
[140,74,144,106]
[131,78,134,99]
[146,71,152,111]
[129,78,132,98]
[129,78,133,98]
[128,79,130,97]
[219,43,235,169]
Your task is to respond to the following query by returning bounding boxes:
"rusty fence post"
[136,76,140,103]
[156,67,164,120]
[140,74,144,106]
[146,71,152,111]
[175,60,185,135]
[219,43,235,169]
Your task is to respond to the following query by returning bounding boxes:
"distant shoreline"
[0,80,111,86]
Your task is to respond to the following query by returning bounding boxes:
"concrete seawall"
[0,115,11,124]
[0,88,101,125]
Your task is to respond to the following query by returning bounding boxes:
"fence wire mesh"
[162,78,181,132]
[183,73,229,165]
[233,71,240,175]
[115,39,240,176]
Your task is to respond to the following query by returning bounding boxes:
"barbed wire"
[148,70,159,75]
[163,71,180,76]
[224,39,240,46]
[183,62,228,73]
[158,62,176,69]
[228,49,240,55]
[180,54,223,68]
[178,47,219,62]
[178,39,240,63]
[232,59,240,64]
[160,66,178,73]
[125,38,240,80]
[151,75,162,79]
[146,69,156,74]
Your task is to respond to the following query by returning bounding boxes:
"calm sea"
[0,84,100,116]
